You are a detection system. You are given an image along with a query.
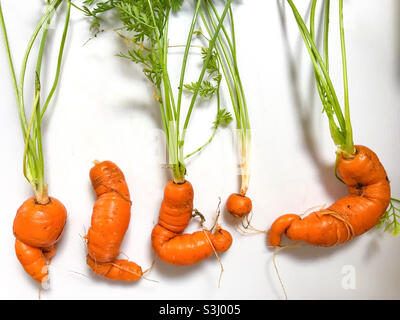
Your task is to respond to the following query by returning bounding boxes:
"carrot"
[86,160,143,282]
[268,1,392,248]
[84,1,234,268]
[151,180,232,266]
[268,145,391,246]
[0,1,71,283]
[226,193,252,219]
[86,255,142,282]
[13,197,67,283]
[198,2,253,221]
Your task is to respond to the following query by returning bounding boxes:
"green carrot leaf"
[377,198,400,236]
[214,109,233,128]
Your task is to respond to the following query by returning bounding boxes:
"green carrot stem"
[288,0,345,129]
[287,0,354,156]
[179,0,233,167]
[324,0,330,70]
[205,1,250,135]
[176,0,203,118]
[0,0,68,199]
[41,0,72,118]
[202,0,251,193]
[184,77,222,160]
[199,10,239,127]
[339,0,354,157]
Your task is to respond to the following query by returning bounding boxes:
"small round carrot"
[152,180,233,266]
[268,146,391,247]
[13,196,67,283]
[86,160,143,282]
[226,193,252,218]
[197,1,253,222]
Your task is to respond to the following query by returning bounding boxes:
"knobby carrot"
[86,161,143,282]
[268,1,392,247]
[0,1,71,283]
[151,180,232,266]
[14,197,67,282]
[83,0,235,268]
[268,145,390,246]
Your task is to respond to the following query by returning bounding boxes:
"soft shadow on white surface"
[362,229,383,262]
[277,0,346,202]
[266,236,359,300]
[153,258,205,278]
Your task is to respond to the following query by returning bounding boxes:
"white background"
[0,0,399,300]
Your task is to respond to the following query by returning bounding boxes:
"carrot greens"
[82,0,233,183]
[288,0,398,236]
[199,0,250,195]
[377,198,400,236]
[0,0,71,203]
[287,0,355,159]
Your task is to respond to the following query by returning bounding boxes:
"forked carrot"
[151,181,232,266]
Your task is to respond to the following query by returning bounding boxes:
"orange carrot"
[268,146,391,247]
[13,196,67,283]
[226,193,252,218]
[198,2,253,221]
[1,1,71,285]
[152,180,233,266]
[86,161,143,282]
[86,255,142,282]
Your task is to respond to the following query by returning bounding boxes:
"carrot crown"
[0,0,71,203]
[287,0,355,158]
[82,0,234,183]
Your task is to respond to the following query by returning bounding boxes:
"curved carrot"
[268,146,391,247]
[13,197,67,283]
[86,161,143,282]
[152,180,233,266]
